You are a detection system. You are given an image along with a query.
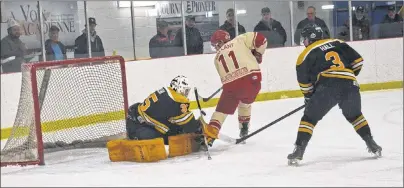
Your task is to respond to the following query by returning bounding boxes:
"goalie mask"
[170,75,191,98]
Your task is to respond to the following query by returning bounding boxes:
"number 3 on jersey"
[218,50,239,73]
[140,93,158,111]
[325,51,345,70]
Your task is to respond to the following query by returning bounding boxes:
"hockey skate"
[287,141,308,166]
[239,122,249,144]
[363,135,382,158]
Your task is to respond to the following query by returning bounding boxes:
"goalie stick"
[194,87,212,160]
[196,87,222,102]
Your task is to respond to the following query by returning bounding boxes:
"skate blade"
[239,134,247,144]
[371,151,382,158]
[288,159,300,166]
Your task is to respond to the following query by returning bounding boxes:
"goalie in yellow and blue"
[107,75,208,163]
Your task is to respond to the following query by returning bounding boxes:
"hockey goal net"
[1,56,129,167]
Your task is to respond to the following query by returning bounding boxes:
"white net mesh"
[1,58,127,165]
[1,65,38,164]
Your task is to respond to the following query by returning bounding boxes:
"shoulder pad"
[296,39,335,66]
[167,87,189,103]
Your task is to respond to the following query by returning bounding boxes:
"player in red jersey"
[202,30,267,146]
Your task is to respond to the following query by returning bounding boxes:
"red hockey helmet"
[210,30,231,49]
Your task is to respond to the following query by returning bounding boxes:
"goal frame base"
[0,56,128,167]
[1,160,42,167]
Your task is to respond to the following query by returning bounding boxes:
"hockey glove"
[251,50,262,64]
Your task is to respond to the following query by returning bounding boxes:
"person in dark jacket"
[1,18,32,73]
[149,20,184,58]
[379,6,403,39]
[253,7,287,48]
[294,6,330,45]
[338,6,370,41]
[219,8,246,39]
[74,17,105,58]
[174,15,204,55]
[383,6,404,23]
[43,26,67,61]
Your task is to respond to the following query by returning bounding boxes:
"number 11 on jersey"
[218,50,239,73]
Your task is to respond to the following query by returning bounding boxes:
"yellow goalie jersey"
[214,32,267,85]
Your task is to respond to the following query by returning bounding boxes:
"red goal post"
[1,56,129,167]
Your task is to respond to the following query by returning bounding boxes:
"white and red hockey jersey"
[213,32,267,86]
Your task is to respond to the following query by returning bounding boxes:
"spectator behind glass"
[294,6,330,45]
[43,26,67,61]
[219,8,246,39]
[174,15,204,55]
[74,17,105,58]
[1,18,28,73]
[379,6,403,39]
[149,20,183,58]
[253,7,287,48]
[339,6,370,41]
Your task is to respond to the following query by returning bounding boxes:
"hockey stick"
[194,87,207,116]
[196,87,222,102]
[219,104,306,145]
[194,87,212,160]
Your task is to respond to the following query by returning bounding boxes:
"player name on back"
[319,43,335,51]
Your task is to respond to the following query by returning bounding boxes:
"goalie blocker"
[107,76,206,162]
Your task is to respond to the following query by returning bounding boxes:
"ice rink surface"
[1,89,403,187]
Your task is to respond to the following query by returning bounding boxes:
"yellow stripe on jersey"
[137,106,170,134]
[298,82,313,94]
[324,68,355,74]
[316,68,357,82]
[353,57,363,64]
[170,112,189,120]
[169,111,195,125]
[175,113,195,126]
[167,87,189,103]
[296,39,335,66]
[353,66,362,72]
[299,83,312,87]
[320,73,356,81]
[351,57,364,72]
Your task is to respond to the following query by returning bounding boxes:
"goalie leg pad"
[107,138,167,162]
[168,133,200,157]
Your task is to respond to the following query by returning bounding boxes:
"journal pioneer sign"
[158,1,217,17]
